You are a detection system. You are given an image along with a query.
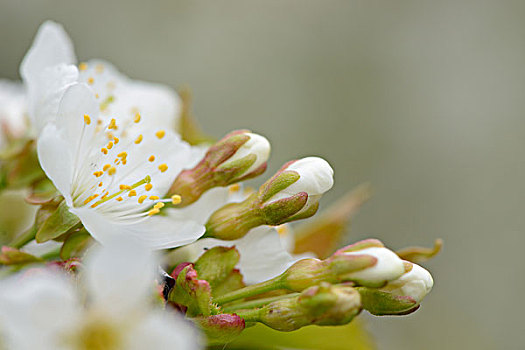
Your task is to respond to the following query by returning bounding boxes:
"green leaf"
[36,201,80,243]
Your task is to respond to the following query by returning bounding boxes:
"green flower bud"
[256,283,361,331]
[168,130,270,206]
[204,157,334,240]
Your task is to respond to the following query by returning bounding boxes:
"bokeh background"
[1,1,523,349]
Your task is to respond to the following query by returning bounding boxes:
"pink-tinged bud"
[193,314,245,345]
[256,282,361,331]
[204,157,334,240]
[168,130,270,206]
[168,264,218,317]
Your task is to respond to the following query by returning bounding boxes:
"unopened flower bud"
[332,239,405,287]
[168,130,270,206]
[356,261,433,315]
[204,157,334,240]
[280,239,404,291]
[255,282,361,331]
[193,314,245,345]
[379,261,433,303]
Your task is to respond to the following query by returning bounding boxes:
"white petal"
[381,262,434,303]
[20,21,76,87]
[78,59,181,132]
[71,206,205,250]
[37,124,74,205]
[83,237,157,313]
[268,156,334,203]
[167,187,237,225]
[234,226,304,284]
[0,80,27,140]
[343,247,405,284]
[27,64,79,132]
[55,83,98,164]
[125,311,203,350]
[173,226,304,284]
[0,271,79,350]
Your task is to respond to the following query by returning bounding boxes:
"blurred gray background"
[1,1,523,349]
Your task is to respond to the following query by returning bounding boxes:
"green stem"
[222,293,298,312]
[214,276,283,304]
[234,308,263,323]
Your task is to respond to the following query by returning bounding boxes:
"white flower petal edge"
[0,271,80,350]
[20,22,182,134]
[0,79,28,144]
[37,83,204,249]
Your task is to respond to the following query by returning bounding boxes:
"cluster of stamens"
[74,62,182,219]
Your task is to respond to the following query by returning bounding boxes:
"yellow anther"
[171,195,182,205]
[155,130,166,139]
[95,93,100,99]
[107,141,114,149]
[154,202,165,209]
[108,118,117,130]
[84,114,91,125]
[119,184,132,190]
[103,164,111,171]
[122,159,127,165]
[138,195,148,204]
[113,137,120,144]
[148,155,155,162]
[95,64,104,73]
[134,113,141,123]
[93,171,103,177]
[101,148,108,155]
[276,225,289,236]
[229,184,241,193]
[97,119,103,125]
[148,208,160,216]
[101,191,109,199]
[158,164,168,172]
[83,195,97,205]
[79,62,88,71]
[116,197,123,202]
[149,196,160,200]
[87,77,94,85]
[128,190,137,197]
[98,182,103,187]
[107,166,117,176]
[145,184,153,191]
[134,134,143,144]
[107,132,114,140]
[117,152,127,158]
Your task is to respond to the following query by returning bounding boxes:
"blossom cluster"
[0,22,439,349]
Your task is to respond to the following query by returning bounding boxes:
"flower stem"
[222,293,298,312]
[234,308,263,323]
[213,277,283,304]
